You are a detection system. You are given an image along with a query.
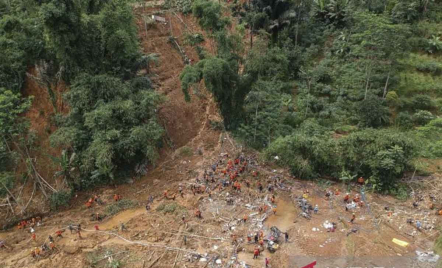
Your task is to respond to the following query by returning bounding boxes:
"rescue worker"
[34,247,40,256]
[350,213,356,224]
[344,193,350,203]
[413,202,419,208]
[258,182,263,193]
[243,215,248,223]
[120,222,127,232]
[253,247,259,259]
[31,233,36,242]
[314,205,319,214]
[179,186,184,198]
[195,209,202,219]
[55,230,63,238]
[416,220,422,230]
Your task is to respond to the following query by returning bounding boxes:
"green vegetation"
[181,0,442,192]
[156,201,187,215]
[179,146,194,156]
[0,0,441,206]
[435,232,442,255]
[0,0,164,195]
[50,189,73,211]
[105,199,136,216]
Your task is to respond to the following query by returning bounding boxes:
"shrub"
[356,95,390,128]
[105,199,136,216]
[339,129,417,191]
[429,140,442,158]
[411,95,435,111]
[412,110,436,125]
[192,0,230,31]
[265,129,417,192]
[390,183,409,201]
[395,112,413,129]
[264,133,338,179]
[185,33,205,46]
[156,202,187,215]
[416,62,442,75]
[386,91,400,108]
[427,35,442,54]
[50,190,73,211]
[179,146,193,156]
[164,0,193,13]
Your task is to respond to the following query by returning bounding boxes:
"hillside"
[0,0,441,267]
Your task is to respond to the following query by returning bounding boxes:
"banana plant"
[51,150,76,186]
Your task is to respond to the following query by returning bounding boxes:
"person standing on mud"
[350,213,356,224]
[253,247,259,259]
[285,232,289,242]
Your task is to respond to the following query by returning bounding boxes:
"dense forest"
[0,0,441,206]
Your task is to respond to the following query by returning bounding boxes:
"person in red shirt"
[31,233,36,241]
[195,209,202,219]
[344,193,350,203]
[253,248,259,259]
[55,230,63,238]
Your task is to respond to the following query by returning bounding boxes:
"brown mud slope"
[135,6,218,150]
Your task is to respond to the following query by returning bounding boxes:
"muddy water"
[265,198,297,232]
